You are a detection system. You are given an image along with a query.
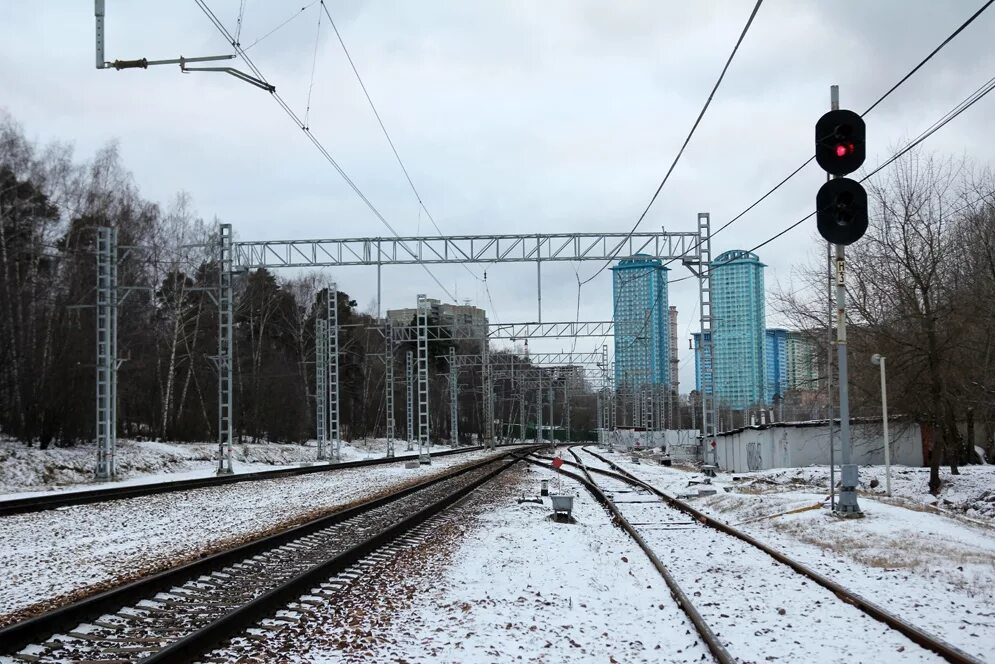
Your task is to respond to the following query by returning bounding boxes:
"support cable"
[242,1,320,52]
[624,71,995,349]
[609,0,995,306]
[194,0,457,302]
[580,0,763,286]
[320,1,484,285]
[234,0,247,47]
[304,5,323,130]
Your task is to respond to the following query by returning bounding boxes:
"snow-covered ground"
[0,437,462,499]
[0,447,508,626]
[266,464,712,663]
[583,446,995,661]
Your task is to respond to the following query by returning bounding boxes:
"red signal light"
[835,144,848,157]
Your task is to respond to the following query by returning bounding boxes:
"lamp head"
[870,353,883,366]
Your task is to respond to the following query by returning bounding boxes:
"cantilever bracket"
[180,60,276,93]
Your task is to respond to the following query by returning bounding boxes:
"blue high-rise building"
[611,255,670,389]
[765,328,788,402]
[692,331,712,396]
[707,249,767,409]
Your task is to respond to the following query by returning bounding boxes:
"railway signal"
[815,109,868,245]
[815,109,865,175]
[816,177,868,245]
[818,88,863,518]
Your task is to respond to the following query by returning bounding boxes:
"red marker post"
[551,457,564,469]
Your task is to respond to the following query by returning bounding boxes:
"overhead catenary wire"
[241,1,320,53]
[303,4,323,130]
[624,69,995,354]
[233,0,247,47]
[698,0,995,247]
[609,0,995,322]
[193,0,457,302]
[320,1,484,286]
[580,0,764,287]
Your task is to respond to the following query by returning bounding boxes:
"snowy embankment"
[0,447,504,625]
[588,447,995,662]
[282,465,711,663]
[0,438,458,498]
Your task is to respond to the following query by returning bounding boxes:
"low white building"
[713,419,923,473]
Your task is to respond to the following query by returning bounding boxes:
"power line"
[611,0,995,306]
[629,68,995,356]
[704,0,995,246]
[193,0,458,302]
[241,1,320,53]
[319,1,484,288]
[581,0,764,287]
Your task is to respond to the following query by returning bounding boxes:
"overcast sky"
[2,1,994,389]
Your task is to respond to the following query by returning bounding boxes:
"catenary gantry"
[89,224,716,478]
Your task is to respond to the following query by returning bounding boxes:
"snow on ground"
[275,464,711,663]
[0,447,508,625]
[584,446,995,661]
[0,437,461,499]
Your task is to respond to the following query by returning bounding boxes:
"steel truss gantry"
[232,232,701,269]
[684,213,716,465]
[383,320,396,458]
[174,224,710,473]
[444,351,603,368]
[405,350,414,452]
[95,227,118,481]
[313,285,341,462]
[215,223,234,475]
[416,295,431,464]
[315,315,327,455]
[380,320,615,344]
[327,284,341,462]
[448,347,458,446]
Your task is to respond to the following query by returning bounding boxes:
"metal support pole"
[696,212,716,466]
[94,0,106,69]
[834,245,861,515]
[564,375,571,444]
[519,375,526,444]
[536,371,543,444]
[384,321,395,458]
[315,313,327,458]
[548,378,555,448]
[881,356,891,496]
[95,227,114,480]
[828,85,838,512]
[217,223,234,475]
[449,346,459,446]
[406,350,414,452]
[608,362,616,452]
[416,294,431,464]
[873,354,891,496]
[376,259,382,320]
[481,329,494,449]
[327,283,341,462]
[536,258,542,324]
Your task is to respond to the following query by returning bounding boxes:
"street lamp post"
[871,353,891,496]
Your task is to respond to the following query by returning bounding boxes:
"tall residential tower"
[611,255,670,390]
[709,249,766,409]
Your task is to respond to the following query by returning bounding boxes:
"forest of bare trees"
[779,151,995,492]
[0,114,598,450]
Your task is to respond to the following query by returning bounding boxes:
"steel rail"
[578,446,983,664]
[145,449,533,663]
[525,452,734,664]
[0,444,504,517]
[0,447,537,657]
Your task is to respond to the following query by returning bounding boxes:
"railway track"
[0,444,507,517]
[0,447,536,664]
[530,446,982,664]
